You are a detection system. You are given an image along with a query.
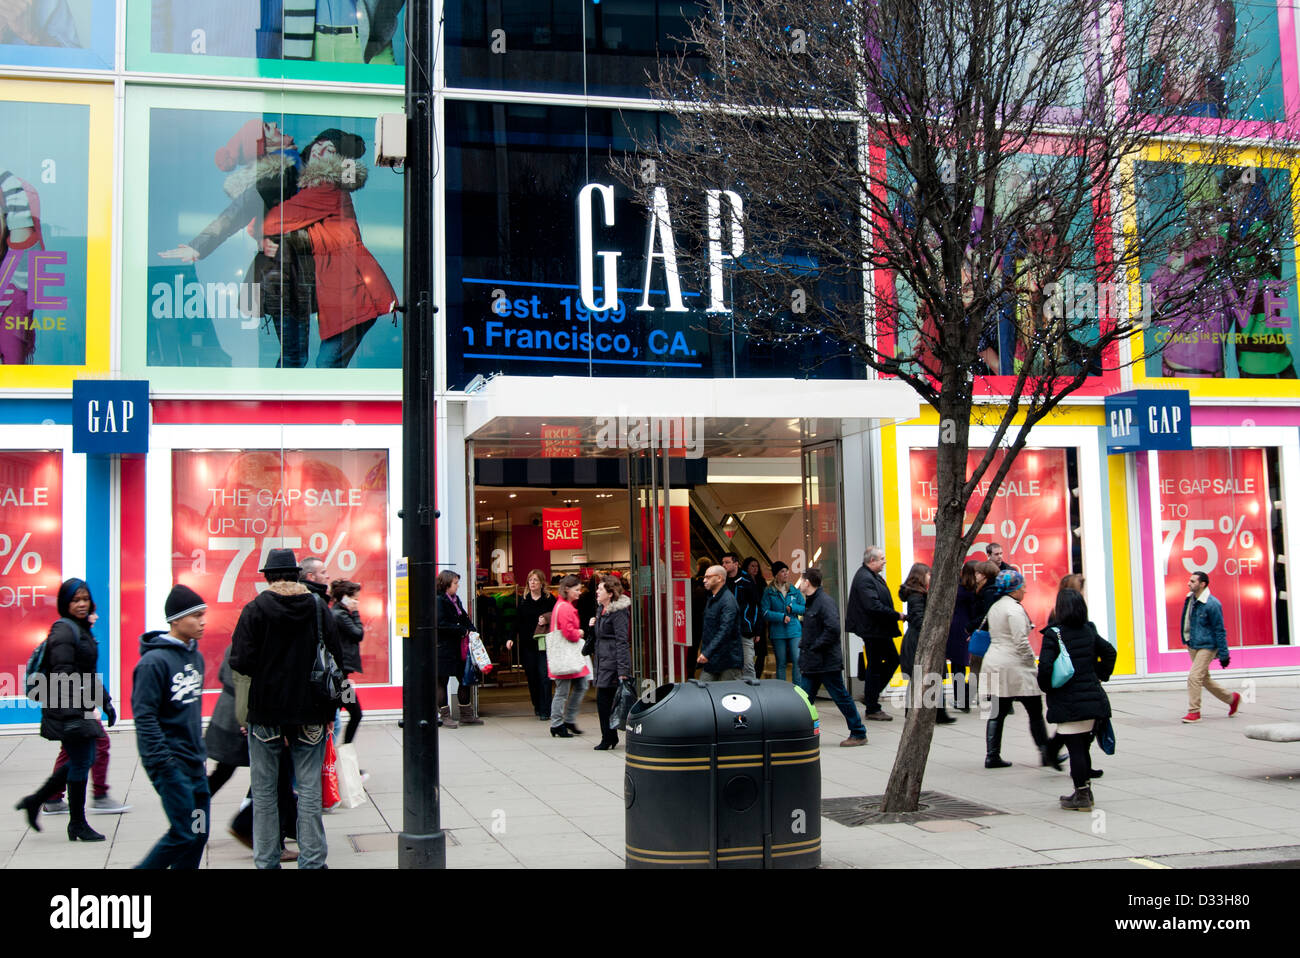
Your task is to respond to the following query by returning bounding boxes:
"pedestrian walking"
[968,559,1003,705]
[1037,589,1116,811]
[699,564,744,681]
[722,552,761,679]
[981,569,1055,769]
[846,546,904,721]
[509,569,555,721]
[591,575,632,750]
[434,570,483,728]
[548,574,591,737]
[38,610,130,817]
[743,557,769,677]
[14,578,117,841]
[230,548,344,870]
[330,579,365,744]
[899,562,956,723]
[948,560,979,711]
[133,585,210,869]
[763,560,805,685]
[986,542,1011,571]
[798,568,868,747]
[1180,571,1240,723]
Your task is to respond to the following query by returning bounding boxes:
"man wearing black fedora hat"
[231,547,344,869]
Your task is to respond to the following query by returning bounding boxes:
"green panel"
[126,0,404,86]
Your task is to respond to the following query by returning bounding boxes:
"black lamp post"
[398,0,443,869]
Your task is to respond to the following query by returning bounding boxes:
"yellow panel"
[0,79,113,388]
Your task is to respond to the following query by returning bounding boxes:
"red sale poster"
[0,451,62,677]
[171,449,391,689]
[1156,449,1273,648]
[911,448,1071,653]
[542,507,583,550]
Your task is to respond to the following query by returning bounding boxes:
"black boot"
[936,708,957,725]
[954,672,971,712]
[985,716,1011,768]
[66,781,105,842]
[1059,786,1094,811]
[14,767,68,832]
[1041,734,1066,770]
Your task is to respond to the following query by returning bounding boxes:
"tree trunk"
[880,392,971,813]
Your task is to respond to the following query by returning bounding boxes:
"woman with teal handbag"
[1036,589,1117,812]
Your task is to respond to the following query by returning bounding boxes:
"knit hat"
[306,128,366,161]
[994,569,1025,593]
[214,118,267,172]
[260,548,301,574]
[770,561,789,577]
[165,584,207,622]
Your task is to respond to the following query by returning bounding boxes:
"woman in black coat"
[435,570,482,728]
[330,579,365,744]
[899,563,955,723]
[948,561,980,711]
[590,575,633,751]
[15,578,113,841]
[1037,589,1116,812]
[508,569,555,721]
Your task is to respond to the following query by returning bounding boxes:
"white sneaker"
[89,793,132,814]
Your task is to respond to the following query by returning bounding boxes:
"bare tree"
[623,0,1291,810]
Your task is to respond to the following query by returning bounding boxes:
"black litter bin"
[624,678,821,868]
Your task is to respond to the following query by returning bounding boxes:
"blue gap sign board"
[71,380,149,455]
[1105,390,1191,454]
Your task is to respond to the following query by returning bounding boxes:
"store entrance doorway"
[464,418,848,714]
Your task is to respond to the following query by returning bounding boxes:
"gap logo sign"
[72,380,150,455]
[1105,390,1191,454]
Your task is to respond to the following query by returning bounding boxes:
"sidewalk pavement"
[2,685,1298,869]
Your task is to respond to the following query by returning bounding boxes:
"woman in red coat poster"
[263,128,397,368]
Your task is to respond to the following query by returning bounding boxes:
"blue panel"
[0,399,72,424]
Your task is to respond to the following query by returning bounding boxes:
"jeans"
[316,317,377,368]
[862,635,901,713]
[550,676,589,727]
[61,737,96,783]
[741,636,756,679]
[53,731,109,799]
[249,723,328,869]
[800,672,867,738]
[271,311,309,368]
[136,761,210,869]
[771,636,802,685]
[699,668,742,682]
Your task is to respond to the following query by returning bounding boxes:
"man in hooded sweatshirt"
[231,548,343,869]
[133,584,209,869]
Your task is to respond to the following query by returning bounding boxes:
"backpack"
[24,617,79,703]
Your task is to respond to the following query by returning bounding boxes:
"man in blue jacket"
[798,568,867,746]
[133,584,209,869]
[698,565,743,681]
[1180,571,1240,723]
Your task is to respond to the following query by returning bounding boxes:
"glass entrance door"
[627,448,691,688]
[802,437,846,610]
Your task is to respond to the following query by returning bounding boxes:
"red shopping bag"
[322,734,342,810]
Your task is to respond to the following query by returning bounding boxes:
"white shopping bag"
[335,742,367,809]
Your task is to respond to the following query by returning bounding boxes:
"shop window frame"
[1140,425,1300,665]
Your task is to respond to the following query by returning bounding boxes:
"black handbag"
[309,596,345,705]
[610,677,638,730]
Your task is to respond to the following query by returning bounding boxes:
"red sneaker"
[1181,711,1201,723]
[1229,693,1241,717]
